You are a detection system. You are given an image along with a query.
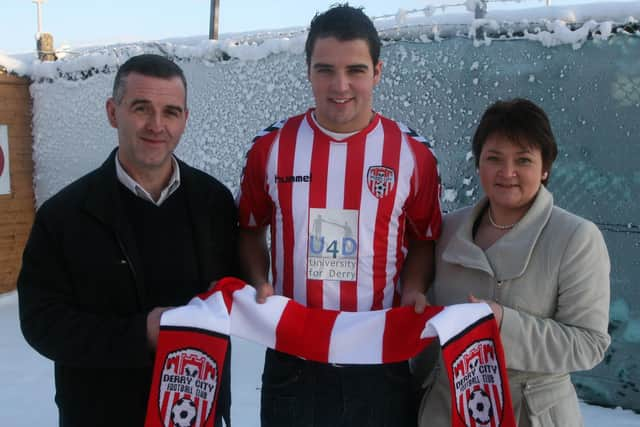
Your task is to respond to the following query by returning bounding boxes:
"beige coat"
[417,186,610,427]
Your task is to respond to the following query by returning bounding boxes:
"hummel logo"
[275,174,312,184]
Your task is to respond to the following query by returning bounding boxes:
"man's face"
[308,36,382,133]
[106,72,188,180]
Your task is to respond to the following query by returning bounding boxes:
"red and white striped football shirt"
[237,109,441,311]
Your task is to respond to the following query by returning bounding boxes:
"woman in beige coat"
[417,99,610,427]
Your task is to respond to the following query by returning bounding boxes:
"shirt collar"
[310,111,359,141]
[115,152,181,206]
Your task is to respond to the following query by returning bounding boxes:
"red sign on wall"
[0,142,4,176]
[0,125,10,195]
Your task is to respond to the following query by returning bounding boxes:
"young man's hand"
[255,282,274,303]
[401,290,429,314]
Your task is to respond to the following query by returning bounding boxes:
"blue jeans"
[260,349,417,427]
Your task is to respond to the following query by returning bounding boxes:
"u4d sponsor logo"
[309,236,357,258]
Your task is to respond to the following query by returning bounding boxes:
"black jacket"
[18,150,237,426]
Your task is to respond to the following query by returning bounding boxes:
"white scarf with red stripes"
[145,277,515,427]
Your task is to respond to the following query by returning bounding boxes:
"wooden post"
[474,0,488,40]
[32,0,55,61]
[37,33,56,61]
[474,0,487,19]
[209,0,220,40]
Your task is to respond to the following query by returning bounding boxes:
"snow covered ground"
[1,290,638,426]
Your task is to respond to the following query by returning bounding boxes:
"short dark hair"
[112,54,187,105]
[472,98,558,184]
[305,3,381,67]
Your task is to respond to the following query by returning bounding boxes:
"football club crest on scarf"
[158,348,218,427]
[147,328,228,427]
[453,339,505,427]
[367,165,395,199]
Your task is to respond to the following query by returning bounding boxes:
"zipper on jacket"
[116,236,137,281]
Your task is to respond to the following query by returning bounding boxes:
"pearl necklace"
[488,209,517,230]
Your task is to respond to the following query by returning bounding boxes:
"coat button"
[497,281,503,287]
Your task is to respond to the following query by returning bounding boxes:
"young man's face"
[308,36,382,133]
[106,72,188,181]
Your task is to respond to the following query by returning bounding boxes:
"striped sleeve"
[400,124,442,240]
[236,120,285,228]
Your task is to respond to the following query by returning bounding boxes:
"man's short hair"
[112,54,187,104]
[305,3,381,67]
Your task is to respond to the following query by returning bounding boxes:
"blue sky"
[1,0,627,54]
[1,0,430,54]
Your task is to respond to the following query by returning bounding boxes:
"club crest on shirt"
[367,166,395,199]
[452,339,505,427]
[158,348,218,427]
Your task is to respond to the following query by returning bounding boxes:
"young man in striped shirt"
[236,4,442,426]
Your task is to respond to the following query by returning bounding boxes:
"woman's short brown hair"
[472,98,558,184]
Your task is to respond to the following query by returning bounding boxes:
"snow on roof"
[0,2,638,79]
[0,53,32,77]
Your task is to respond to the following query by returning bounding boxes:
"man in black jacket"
[17,54,236,427]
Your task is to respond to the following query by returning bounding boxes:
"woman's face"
[478,133,547,215]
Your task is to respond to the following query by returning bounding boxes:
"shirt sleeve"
[404,138,442,241]
[236,134,276,229]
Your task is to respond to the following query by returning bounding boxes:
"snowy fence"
[25,26,640,410]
